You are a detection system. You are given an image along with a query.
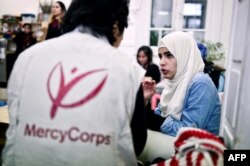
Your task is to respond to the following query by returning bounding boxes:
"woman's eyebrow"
[163,51,172,55]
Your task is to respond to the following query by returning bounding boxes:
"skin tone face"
[23,25,31,34]
[51,2,63,18]
[158,47,177,80]
[113,34,123,48]
[112,22,123,48]
[137,51,149,67]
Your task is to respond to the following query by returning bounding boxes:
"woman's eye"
[166,51,174,58]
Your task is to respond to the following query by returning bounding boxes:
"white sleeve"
[2,52,31,165]
[126,59,146,120]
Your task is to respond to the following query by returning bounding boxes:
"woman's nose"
[159,59,165,66]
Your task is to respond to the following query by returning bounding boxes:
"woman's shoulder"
[188,72,216,90]
[148,63,160,72]
[149,63,159,68]
[192,72,212,83]
[186,73,220,105]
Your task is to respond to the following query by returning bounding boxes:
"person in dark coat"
[45,1,66,39]
[13,23,36,56]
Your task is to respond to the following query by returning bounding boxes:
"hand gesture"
[142,77,156,104]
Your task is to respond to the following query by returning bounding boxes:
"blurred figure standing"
[45,1,66,40]
[13,23,36,56]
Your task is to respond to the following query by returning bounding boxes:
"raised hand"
[142,77,156,106]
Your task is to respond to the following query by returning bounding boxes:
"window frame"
[149,0,207,47]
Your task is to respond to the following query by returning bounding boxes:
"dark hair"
[56,1,66,14]
[62,0,129,45]
[22,23,32,29]
[136,46,153,64]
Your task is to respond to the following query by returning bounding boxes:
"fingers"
[142,76,156,102]
[142,77,156,86]
[142,76,153,82]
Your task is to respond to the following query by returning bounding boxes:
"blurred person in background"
[45,1,66,40]
[137,46,161,84]
[13,23,36,56]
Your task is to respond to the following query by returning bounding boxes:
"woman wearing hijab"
[144,31,221,137]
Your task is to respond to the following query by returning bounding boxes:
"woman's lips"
[161,69,169,74]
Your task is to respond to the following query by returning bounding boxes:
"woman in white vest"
[2,0,148,165]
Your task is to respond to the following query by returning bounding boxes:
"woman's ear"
[112,21,123,48]
[113,22,119,35]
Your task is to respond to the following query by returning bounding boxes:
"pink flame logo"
[47,62,108,119]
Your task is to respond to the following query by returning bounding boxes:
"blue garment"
[0,101,7,106]
[197,43,207,60]
[218,72,225,92]
[155,72,221,136]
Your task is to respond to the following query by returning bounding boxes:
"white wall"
[0,0,72,18]
[119,0,151,57]
[0,0,38,17]
[205,0,234,68]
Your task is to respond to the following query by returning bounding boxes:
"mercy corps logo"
[23,62,110,145]
[24,124,111,146]
[47,62,108,119]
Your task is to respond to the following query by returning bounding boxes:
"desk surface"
[0,106,9,124]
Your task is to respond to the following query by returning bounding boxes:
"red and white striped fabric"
[151,127,226,166]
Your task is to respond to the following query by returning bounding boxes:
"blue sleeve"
[160,80,217,137]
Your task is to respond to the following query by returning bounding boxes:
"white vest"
[3,31,145,166]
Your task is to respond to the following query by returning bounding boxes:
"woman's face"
[51,2,63,17]
[113,33,123,48]
[137,51,149,66]
[112,22,123,48]
[158,47,177,80]
[23,25,31,34]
